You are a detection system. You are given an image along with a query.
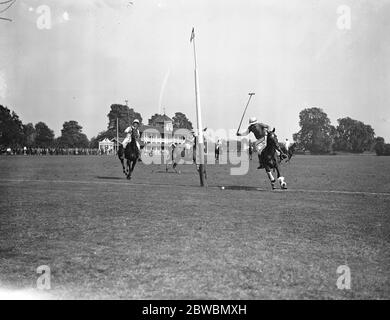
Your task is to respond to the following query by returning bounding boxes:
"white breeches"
[254,137,267,154]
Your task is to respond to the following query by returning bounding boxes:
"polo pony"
[118,130,140,180]
[259,128,288,190]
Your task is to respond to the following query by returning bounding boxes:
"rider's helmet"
[133,119,140,125]
[249,117,258,126]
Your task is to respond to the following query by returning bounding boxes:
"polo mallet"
[237,93,255,134]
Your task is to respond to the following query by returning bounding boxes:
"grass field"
[0,154,389,299]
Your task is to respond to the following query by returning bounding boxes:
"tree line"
[0,105,89,149]
[0,104,193,150]
[1,103,388,155]
[293,107,390,155]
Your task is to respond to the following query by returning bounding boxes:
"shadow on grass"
[218,185,275,192]
[94,177,279,192]
[96,176,124,180]
[151,170,193,174]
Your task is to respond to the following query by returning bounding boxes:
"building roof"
[140,125,191,135]
[111,137,124,143]
[149,114,173,125]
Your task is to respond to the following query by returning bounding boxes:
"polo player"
[122,119,141,156]
[237,117,287,169]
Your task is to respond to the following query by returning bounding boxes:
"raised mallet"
[237,93,255,134]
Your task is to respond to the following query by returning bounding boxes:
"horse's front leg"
[275,165,287,189]
[265,168,276,190]
[128,160,136,179]
[120,158,126,175]
[126,160,132,179]
[172,162,180,174]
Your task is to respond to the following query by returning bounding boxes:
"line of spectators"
[1,147,106,156]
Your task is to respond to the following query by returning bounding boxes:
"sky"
[0,0,389,141]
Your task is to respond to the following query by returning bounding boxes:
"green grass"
[0,155,389,299]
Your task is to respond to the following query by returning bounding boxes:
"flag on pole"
[190,27,195,42]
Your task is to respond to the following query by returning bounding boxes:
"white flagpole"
[191,28,207,187]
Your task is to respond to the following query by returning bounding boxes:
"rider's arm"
[259,123,270,131]
[237,128,250,136]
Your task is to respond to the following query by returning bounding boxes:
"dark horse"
[259,128,288,190]
[117,133,140,180]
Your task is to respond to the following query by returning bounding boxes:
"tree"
[0,105,24,148]
[89,131,112,148]
[57,121,89,148]
[384,144,390,156]
[23,123,36,147]
[107,104,143,137]
[333,117,375,153]
[293,107,335,154]
[90,104,143,146]
[374,137,390,156]
[34,122,54,147]
[172,112,193,130]
[148,113,161,127]
[89,136,99,149]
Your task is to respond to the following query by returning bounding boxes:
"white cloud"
[0,70,7,98]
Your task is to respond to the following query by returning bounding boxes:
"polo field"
[0,154,389,299]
